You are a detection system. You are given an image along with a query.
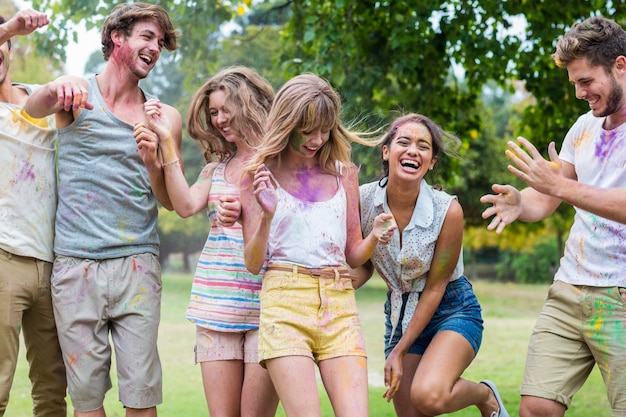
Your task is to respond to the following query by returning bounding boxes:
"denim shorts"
[384,276,483,357]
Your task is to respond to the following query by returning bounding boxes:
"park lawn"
[7,273,609,416]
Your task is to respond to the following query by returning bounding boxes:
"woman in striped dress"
[142,66,279,417]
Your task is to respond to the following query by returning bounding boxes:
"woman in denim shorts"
[357,113,509,417]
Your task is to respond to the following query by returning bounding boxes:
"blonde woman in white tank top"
[239,73,396,417]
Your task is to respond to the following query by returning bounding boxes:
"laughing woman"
[357,113,509,417]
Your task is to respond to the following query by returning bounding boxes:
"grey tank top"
[54,74,159,259]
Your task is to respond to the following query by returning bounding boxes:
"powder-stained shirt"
[267,170,347,268]
[0,84,57,262]
[54,75,159,259]
[360,179,463,336]
[186,161,263,331]
[556,111,626,287]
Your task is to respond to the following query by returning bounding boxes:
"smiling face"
[111,19,163,80]
[382,122,436,184]
[209,88,241,143]
[568,56,625,118]
[289,127,330,159]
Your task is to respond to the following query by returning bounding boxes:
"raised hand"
[252,165,277,216]
[4,9,49,37]
[372,213,397,244]
[506,136,563,196]
[133,122,160,167]
[143,98,172,141]
[480,183,522,234]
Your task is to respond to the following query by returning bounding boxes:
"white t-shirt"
[0,84,57,262]
[556,111,626,287]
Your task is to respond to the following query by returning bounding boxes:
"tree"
[28,0,611,250]
[2,1,60,84]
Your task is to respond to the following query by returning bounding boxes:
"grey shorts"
[51,253,162,412]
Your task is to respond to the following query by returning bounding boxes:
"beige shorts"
[52,254,162,412]
[195,326,260,364]
[521,280,626,413]
[258,264,366,367]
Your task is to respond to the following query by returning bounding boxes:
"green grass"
[6,274,609,416]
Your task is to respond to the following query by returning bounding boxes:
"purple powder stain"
[294,166,327,202]
[595,130,624,161]
[12,160,36,184]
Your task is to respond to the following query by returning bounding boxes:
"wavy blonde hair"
[186,66,275,163]
[244,73,376,177]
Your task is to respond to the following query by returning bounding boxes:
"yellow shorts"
[258,264,367,366]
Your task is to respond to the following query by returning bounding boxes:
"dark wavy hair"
[377,113,461,180]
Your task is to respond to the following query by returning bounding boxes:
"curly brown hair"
[101,2,179,61]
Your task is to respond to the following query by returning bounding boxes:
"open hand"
[506,136,563,196]
[480,184,522,234]
[372,213,397,244]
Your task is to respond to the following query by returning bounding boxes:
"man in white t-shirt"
[0,9,66,416]
[481,16,626,417]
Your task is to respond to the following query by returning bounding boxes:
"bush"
[496,238,560,284]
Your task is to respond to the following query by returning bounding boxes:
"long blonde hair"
[244,73,376,176]
[186,66,274,162]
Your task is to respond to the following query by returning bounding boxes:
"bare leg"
[126,407,157,417]
[241,362,279,417]
[519,395,566,417]
[391,354,421,417]
[266,356,321,417]
[201,360,244,417]
[75,407,106,417]
[319,356,369,417]
[409,331,500,416]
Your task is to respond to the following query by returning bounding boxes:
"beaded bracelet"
[162,158,180,167]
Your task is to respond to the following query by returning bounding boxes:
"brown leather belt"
[266,264,353,279]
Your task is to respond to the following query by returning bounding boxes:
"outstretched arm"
[507,136,626,225]
[480,137,566,234]
[0,9,49,45]
[24,76,92,128]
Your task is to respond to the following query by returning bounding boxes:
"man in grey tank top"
[24,3,182,416]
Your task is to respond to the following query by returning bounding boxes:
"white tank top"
[267,169,347,268]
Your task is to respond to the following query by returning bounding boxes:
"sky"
[14,0,99,76]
